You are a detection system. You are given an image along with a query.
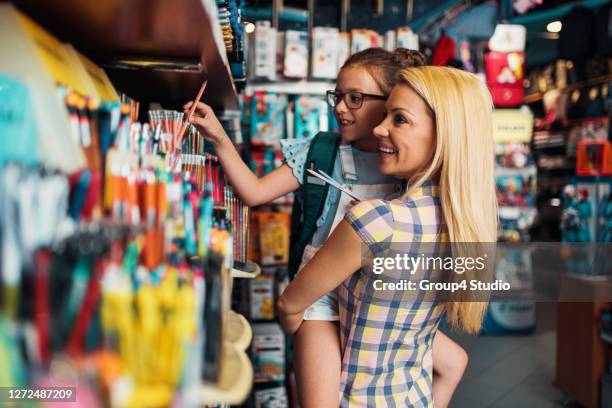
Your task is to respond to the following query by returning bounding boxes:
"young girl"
[185,49,467,407]
[277,66,497,407]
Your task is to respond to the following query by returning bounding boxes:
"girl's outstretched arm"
[185,101,300,206]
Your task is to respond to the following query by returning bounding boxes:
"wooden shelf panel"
[12,0,239,110]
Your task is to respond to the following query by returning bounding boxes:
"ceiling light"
[547,21,562,33]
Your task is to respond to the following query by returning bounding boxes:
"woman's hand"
[183,101,229,149]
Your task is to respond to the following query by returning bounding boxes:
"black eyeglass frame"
[326,90,387,109]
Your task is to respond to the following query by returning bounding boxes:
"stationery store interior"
[0,0,611,407]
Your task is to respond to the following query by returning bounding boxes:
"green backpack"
[288,132,341,279]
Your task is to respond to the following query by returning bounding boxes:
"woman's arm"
[185,101,300,206]
[277,220,363,335]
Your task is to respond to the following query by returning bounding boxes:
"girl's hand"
[183,101,229,148]
[348,199,360,209]
[347,197,375,209]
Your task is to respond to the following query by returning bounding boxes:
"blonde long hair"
[397,66,498,334]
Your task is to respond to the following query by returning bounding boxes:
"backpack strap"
[288,132,341,279]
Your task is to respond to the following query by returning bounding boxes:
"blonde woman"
[278,66,497,406]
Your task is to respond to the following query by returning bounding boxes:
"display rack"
[1,2,254,405]
[12,0,239,110]
[227,310,254,351]
[246,81,333,96]
[231,260,262,279]
[199,310,253,405]
[524,74,612,105]
[200,342,254,405]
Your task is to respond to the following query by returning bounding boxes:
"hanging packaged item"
[254,384,289,408]
[496,142,534,168]
[0,75,39,166]
[1,165,71,322]
[283,30,308,79]
[498,207,537,242]
[576,140,612,176]
[542,89,568,124]
[492,109,533,143]
[311,27,339,79]
[252,323,285,383]
[275,31,285,80]
[396,27,419,50]
[255,211,290,266]
[250,274,275,320]
[384,30,396,51]
[431,34,456,66]
[254,21,277,81]
[495,166,537,207]
[249,146,281,177]
[488,24,526,53]
[294,96,325,139]
[350,29,382,54]
[485,51,525,108]
[250,92,288,145]
[337,32,351,71]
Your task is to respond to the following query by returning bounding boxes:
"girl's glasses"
[326,90,387,109]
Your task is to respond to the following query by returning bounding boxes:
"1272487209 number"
[0,387,75,402]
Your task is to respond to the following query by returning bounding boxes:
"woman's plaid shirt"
[340,180,446,407]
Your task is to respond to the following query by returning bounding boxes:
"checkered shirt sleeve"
[345,199,394,256]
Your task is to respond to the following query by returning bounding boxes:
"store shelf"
[12,0,239,110]
[495,166,537,177]
[231,260,261,279]
[200,342,253,405]
[227,310,252,351]
[524,74,612,104]
[498,206,538,219]
[246,81,334,96]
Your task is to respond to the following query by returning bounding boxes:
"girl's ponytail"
[392,48,425,68]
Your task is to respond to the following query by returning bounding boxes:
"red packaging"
[576,140,612,176]
[485,51,525,107]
